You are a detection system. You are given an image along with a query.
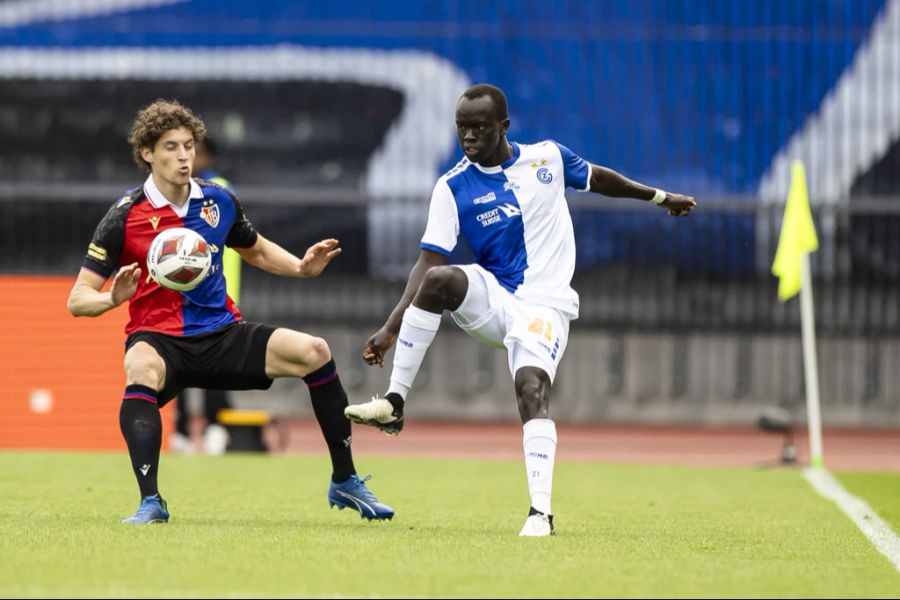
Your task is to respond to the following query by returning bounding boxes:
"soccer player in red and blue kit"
[67,99,394,524]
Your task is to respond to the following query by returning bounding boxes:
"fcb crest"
[200,199,220,228]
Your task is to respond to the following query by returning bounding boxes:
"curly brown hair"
[128,99,207,172]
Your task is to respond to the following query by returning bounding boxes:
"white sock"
[387,305,442,399]
[523,418,557,515]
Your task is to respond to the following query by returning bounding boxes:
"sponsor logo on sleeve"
[87,243,107,261]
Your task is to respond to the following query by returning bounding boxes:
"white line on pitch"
[804,467,900,572]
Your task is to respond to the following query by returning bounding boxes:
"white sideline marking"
[803,467,900,572]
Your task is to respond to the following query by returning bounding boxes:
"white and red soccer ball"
[146,227,212,292]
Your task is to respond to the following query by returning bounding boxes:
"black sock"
[120,386,162,499]
[303,359,355,483]
[385,392,405,415]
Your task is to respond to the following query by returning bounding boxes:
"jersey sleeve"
[80,196,131,278]
[420,179,459,256]
[554,141,591,191]
[224,191,259,249]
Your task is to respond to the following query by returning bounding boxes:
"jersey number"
[528,318,553,342]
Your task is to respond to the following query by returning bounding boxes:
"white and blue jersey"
[421,141,590,319]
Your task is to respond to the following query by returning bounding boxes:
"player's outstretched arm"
[235,234,341,278]
[588,164,697,217]
[67,263,140,317]
[363,249,448,367]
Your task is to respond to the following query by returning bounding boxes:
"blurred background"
[2,0,899,452]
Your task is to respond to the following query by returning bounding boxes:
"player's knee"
[421,266,449,291]
[515,373,550,421]
[124,357,163,388]
[304,336,332,370]
[422,266,466,307]
[517,378,543,404]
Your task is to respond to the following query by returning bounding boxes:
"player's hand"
[299,238,341,278]
[661,193,696,217]
[110,262,141,306]
[363,326,397,367]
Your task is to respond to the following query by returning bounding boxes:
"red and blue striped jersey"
[81,175,258,336]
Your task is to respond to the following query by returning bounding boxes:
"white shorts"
[450,264,571,382]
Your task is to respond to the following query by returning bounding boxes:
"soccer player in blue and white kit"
[345,84,696,536]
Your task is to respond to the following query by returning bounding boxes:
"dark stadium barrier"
[4,189,898,337]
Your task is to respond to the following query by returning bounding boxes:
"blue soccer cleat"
[122,494,169,524]
[328,474,394,520]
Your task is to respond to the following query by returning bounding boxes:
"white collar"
[143,174,203,217]
[472,162,503,174]
[471,142,520,175]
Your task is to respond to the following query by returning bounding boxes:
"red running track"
[261,420,900,473]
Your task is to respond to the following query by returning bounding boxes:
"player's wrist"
[385,318,402,336]
[651,188,667,205]
[108,289,124,307]
[296,257,310,278]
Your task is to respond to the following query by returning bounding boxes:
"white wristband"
[651,188,667,205]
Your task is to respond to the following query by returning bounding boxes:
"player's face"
[141,127,195,186]
[455,95,510,166]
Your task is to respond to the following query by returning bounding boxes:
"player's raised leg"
[265,328,393,520]
[346,265,468,434]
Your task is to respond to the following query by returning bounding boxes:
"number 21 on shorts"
[528,317,553,341]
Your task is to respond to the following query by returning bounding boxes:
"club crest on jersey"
[536,167,553,184]
[200,199,220,228]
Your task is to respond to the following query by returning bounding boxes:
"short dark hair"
[461,83,508,120]
[128,99,206,172]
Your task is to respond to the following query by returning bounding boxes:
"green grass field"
[1,452,898,598]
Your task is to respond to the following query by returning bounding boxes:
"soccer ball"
[146,227,212,292]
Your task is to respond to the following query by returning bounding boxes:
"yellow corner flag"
[771,160,819,301]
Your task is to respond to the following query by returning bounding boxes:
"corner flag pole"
[771,160,823,468]
[800,252,824,468]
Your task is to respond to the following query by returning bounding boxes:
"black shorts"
[126,321,276,406]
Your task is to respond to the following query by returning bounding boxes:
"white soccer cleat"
[344,396,404,435]
[519,510,555,537]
